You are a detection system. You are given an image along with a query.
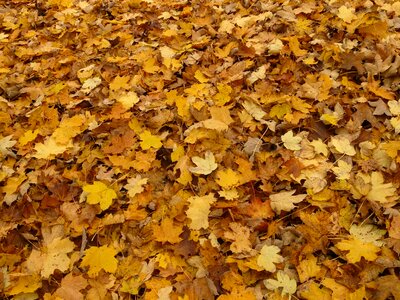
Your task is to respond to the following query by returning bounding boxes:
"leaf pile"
[1,0,400,299]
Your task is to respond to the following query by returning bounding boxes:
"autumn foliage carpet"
[2,0,400,299]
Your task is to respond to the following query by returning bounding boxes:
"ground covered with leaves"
[2,0,400,299]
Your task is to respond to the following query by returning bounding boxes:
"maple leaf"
[224,222,252,253]
[281,130,302,150]
[330,136,356,156]
[310,139,329,156]
[6,274,42,296]
[33,137,72,159]
[270,190,307,214]
[256,244,284,272]
[299,282,331,300]
[264,271,297,297]
[54,274,88,300]
[189,151,218,175]
[81,77,101,94]
[242,101,267,122]
[338,238,380,263]
[139,130,162,150]
[80,245,118,277]
[18,129,40,146]
[186,194,216,230]
[367,172,397,203]
[109,75,130,91]
[349,224,386,246]
[116,91,140,109]
[332,160,352,180]
[296,255,323,283]
[0,135,16,157]
[152,218,183,244]
[337,6,357,23]
[42,237,75,278]
[82,181,117,211]
[124,175,148,198]
[216,168,240,189]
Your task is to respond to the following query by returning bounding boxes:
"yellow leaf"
[269,103,291,120]
[81,77,101,94]
[310,139,329,156]
[216,169,240,189]
[336,238,380,263]
[330,136,356,156]
[287,36,307,56]
[299,282,332,300]
[109,75,130,91]
[42,238,75,278]
[209,106,234,127]
[194,70,208,83]
[224,222,252,253]
[321,278,349,299]
[82,181,117,211]
[124,175,148,198]
[264,271,297,296]
[18,129,40,146]
[81,245,118,277]
[218,20,235,34]
[171,145,184,162]
[213,83,232,106]
[0,135,16,156]
[33,137,72,159]
[257,245,283,272]
[349,224,386,246]
[296,255,323,283]
[337,6,357,23]
[332,160,352,180]
[152,218,183,244]
[367,172,397,203]
[6,274,41,296]
[186,194,216,230]
[116,91,139,109]
[143,57,160,73]
[52,114,86,145]
[270,190,307,214]
[281,130,302,151]
[139,130,162,150]
[189,151,218,175]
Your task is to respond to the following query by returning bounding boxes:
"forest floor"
[1,0,400,299]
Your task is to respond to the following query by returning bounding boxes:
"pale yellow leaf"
[257,245,284,272]
[281,130,302,151]
[270,190,307,214]
[186,194,216,230]
[189,151,218,175]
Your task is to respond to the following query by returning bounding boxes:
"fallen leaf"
[82,181,117,211]
[81,245,118,277]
